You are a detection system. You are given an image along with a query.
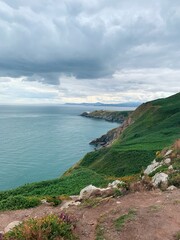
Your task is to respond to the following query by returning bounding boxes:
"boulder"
[79,185,102,200]
[144,161,161,175]
[168,165,173,170]
[164,149,173,157]
[164,158,171,165]
[108,180,124,188]
[60,200,81,210]
[79,184,117,200]
[4,221,22,233]
[167,185,177,191]
[100,188,115,197]
[152,173,168,188]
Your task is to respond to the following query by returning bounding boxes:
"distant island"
[65,101,141,107]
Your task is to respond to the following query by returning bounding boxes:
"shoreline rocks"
[80,110,131,123]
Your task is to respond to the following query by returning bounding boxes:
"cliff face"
[90,117,133,147]
[80,110,132,123]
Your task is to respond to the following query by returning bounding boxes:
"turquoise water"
[0,105,130,191]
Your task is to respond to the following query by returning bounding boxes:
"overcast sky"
[0,0,180,104]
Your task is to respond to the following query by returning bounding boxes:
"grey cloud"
[0,0,180,85]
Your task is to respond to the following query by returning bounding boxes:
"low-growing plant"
[172,158,180,170]
[148,165,168,177]
[149,205,162,212]
[3,214,77,240]
[174,231,180,240]
[81,198,101,208]
[46,196,62,206]
[169,173,180,187]
[155,155,164,162]
[113,189,122,197]
[96,224,105,240]
[0,195,40,211]
[114,209,137,231]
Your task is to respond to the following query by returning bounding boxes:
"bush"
[169,173,180,187]
[4,214,77,240]
[0,195,40,211]
[46,196,62,206]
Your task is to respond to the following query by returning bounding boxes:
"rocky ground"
[0,189,179,240]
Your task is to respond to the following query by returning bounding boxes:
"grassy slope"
[0,168,108,202]
[0,93,179,206]
[79,92,180,176]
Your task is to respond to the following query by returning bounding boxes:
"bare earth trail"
[0,189,180,240]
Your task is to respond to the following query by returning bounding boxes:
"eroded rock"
[167,185,177,191]
[152,173,168,188]
[4,221,22,233]
[144,161,161,175]
[79,185,101,200]
[108,180,124,188]
[164,158,171,165]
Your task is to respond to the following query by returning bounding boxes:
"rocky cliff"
[80,110,132,123]
[90,117,133,147]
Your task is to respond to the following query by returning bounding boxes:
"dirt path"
[0,189,180,240]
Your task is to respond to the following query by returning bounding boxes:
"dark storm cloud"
[0,0,180,85]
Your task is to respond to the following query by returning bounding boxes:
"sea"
[0,105,134,191]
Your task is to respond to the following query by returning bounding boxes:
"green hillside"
[0,93,179,210]
[79,92,180,176]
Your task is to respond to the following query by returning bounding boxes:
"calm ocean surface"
[0,105,133,191]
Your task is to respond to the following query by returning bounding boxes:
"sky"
[0,0,180,104]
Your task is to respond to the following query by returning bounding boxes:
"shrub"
[148,165,168,177]
[174,231,180,240]
[46,196,62,206]
[113,189,122,197]
[169,173,180,187]
[4,214,77,240]
[0,195,40,211]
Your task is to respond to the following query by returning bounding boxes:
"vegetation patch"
[169,172,180,187]
[174,231,180,240]
[96,224,105,240]
[148,165,169,177]
[149,205,162,212]
[0,168,108,210]
[0,195,40,211]
[81,198,102,208]
[3,214,77,240]
[114,209,137,231]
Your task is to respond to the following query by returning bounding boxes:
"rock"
[40,199,52,206]
[164,149,173,157]
[79,184,118,200]
[164,158,171,165]
[100,188,115,198]
[70,195,80,201]
[80,111,90,117]
[152,173,168,188]
[108,180,124,188]
[79,185,101,200]
[60,200,81,210]
[168,165,173,170]
[167,185,177,191]
[144,161,161,175]
[4,221,22,233]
